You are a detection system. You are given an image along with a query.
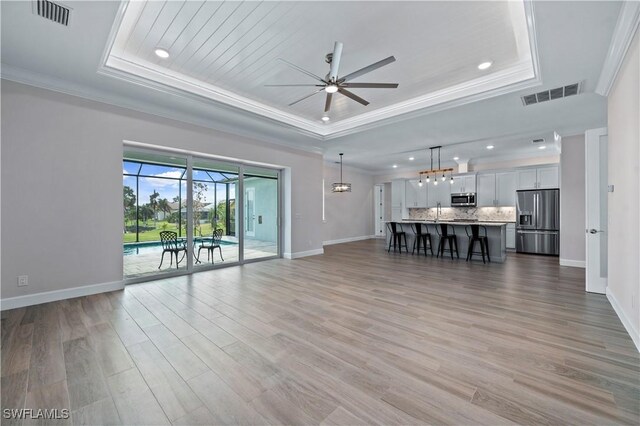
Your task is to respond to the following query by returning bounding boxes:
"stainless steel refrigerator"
[516,189,560,255]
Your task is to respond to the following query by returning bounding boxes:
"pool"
[123,239,237,256]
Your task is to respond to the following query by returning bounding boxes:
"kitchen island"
[385,220,508,263]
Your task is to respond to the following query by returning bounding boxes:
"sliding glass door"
[243,166,280,261]
[123,149,280,280]
[192,159,239,269]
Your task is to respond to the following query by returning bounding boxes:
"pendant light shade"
[332,153,352,193]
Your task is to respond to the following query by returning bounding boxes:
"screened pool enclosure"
[123,150,280,279]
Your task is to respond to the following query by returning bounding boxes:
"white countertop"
[386,220,509,227]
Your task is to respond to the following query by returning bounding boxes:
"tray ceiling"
[101,1,539,138]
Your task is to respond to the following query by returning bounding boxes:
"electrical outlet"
[18,275,28,287]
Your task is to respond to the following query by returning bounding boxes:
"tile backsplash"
[408,207,516,222]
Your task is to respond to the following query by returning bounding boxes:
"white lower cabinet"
[506,223,516,249]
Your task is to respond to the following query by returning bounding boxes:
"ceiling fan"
[266,42,398,113]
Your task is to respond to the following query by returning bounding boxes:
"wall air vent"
[33,0,71,26]
[521,82,582,106]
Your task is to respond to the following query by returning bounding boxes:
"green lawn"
[123,221,223,244]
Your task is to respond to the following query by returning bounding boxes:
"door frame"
[374,184,385,237]
[585,127,608,294]
[122,144,283,284]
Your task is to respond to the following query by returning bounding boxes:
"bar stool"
[386,222,408,253]
[411,223,433,256]
[436,224,459,259]
[465,225,490,263]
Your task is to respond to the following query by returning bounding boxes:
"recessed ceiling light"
[478,61,493,70]
[486,145,494,150]
[392,164,398,168]
[538,145,547,150]
[325,84,338,93]
[321,116,330,122]
[154,48,170,59]
[453,156,459,161]
[409,157,414,161]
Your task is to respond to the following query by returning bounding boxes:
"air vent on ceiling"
[532,138,545,144]
[521,82,582,106]
[33,0,71,26]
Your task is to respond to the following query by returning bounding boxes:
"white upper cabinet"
[450,176,465,194]
[391,179,405,207]
[476,173,496,207]
[537,166,559,189]
[463,175,476,193]
[405,179,427,208]
[450,174,476,193]
[517,166,559,190]
[496,171,517,206]
[517,169,538,190]
[427,181,451,207]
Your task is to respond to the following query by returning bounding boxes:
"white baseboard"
[606,287,640,352]
[560,258,586,268]
[0,280,125,311]
[283,248,324,259]
[323,235,375,246]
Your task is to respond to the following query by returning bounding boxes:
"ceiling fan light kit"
[267,41,399,115]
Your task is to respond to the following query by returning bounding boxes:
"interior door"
[374,185,384,237]
[585,128,608,294]
[245,187,255,237]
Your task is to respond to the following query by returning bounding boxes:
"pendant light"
[419,146,454,187]
[332,153,351,192]
[418,173,423,187]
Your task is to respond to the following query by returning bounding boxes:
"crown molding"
[0,64,324,156]
[595,1,640,96]
[100,0,541,140]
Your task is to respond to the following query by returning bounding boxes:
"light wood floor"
[2,240,639,425]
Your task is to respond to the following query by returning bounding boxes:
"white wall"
[606,28,640,349]
[560,134,586,265]
[323,163,375,245]
[1,81,324,302]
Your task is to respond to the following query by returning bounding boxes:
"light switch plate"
[18,275,28,287]
[608,185,614,193]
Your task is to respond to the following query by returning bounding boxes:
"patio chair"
[158,231,187,269]
[198,228,224,264]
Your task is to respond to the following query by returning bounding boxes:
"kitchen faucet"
[436,202,442,222]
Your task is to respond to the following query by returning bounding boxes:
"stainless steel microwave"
[451,193,476,207]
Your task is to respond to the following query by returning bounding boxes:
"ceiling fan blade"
[328,41,343,83]
[288,88,324,106]
[341,83,399,89]
[277,58,327,84]
[264,84,324,87]
[340,56,396,82]
[324,92,333,112]
[338,88,370,106]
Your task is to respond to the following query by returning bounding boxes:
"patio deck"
[124,238,278,278]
